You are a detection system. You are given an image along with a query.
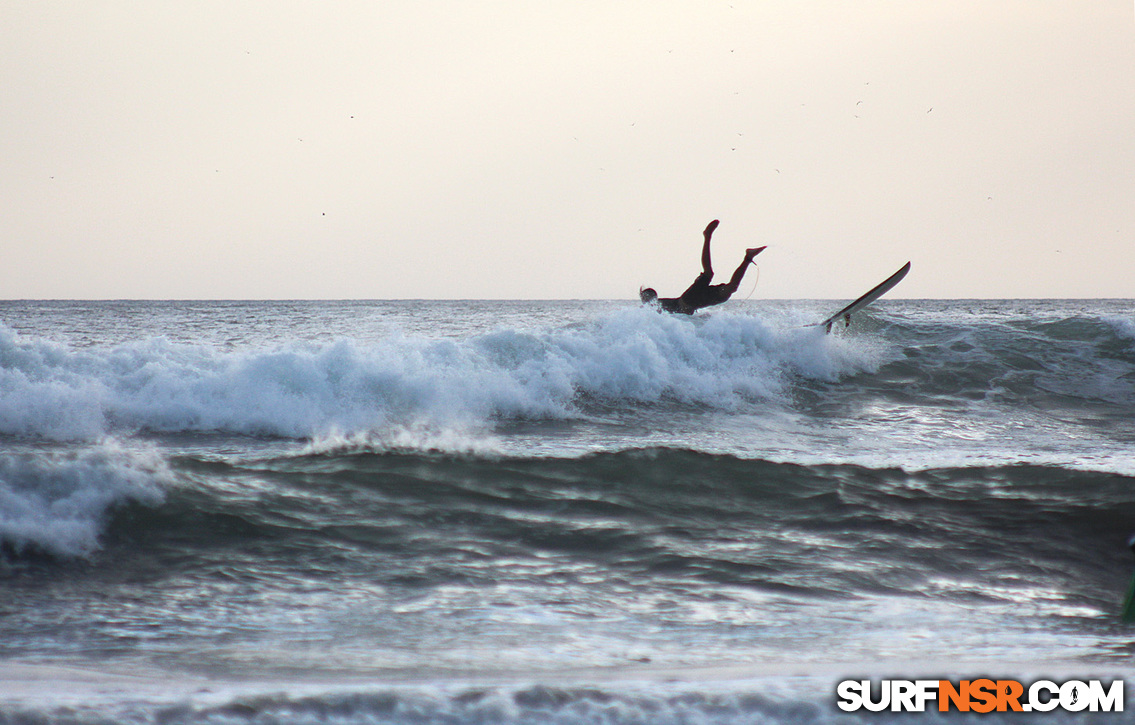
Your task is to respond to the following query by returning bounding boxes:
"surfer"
[640,220,766,314]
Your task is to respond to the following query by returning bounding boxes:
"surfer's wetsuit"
[657,271,738,314]
[642,220,765,315]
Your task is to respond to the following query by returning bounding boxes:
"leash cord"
[742,262,761,300]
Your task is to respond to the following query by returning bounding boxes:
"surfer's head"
[639,287,658,304]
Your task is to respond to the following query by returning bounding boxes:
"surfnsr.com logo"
[836,679,1123,713]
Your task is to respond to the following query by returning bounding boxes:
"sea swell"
[9,447,1130,609]
[4,445,1135,697]
[818,313,1135,412]
[150,447,1135,581]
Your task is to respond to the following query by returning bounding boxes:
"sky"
[2,1,1133,299]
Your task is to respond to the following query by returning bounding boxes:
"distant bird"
[927,108,933,113]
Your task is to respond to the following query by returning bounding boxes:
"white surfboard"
[817,262,911,333]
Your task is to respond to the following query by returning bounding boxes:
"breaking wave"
[0,310,881,441]
[0,441,168,558]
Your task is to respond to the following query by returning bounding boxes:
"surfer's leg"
[721,247,763,296]
[700,220,719,276]
[720,259,750,296]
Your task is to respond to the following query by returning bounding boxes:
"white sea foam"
[0,440,169,557]
[6,666,1124,725]
[1103,314,1135,344]
[300,424,507,457]
[0,312,876,442]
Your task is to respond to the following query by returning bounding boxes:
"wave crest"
[0,441,169,558]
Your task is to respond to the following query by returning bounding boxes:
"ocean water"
[2,298,1135,723]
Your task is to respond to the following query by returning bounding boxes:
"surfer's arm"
[700,219,719,275]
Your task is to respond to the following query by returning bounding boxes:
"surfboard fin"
[816,262,911,334]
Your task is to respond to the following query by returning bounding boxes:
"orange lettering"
[997,680,1025,712]
[969,679,997,713]
[939,680,969,712]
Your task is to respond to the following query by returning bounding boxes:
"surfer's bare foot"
[746,246,767,260]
